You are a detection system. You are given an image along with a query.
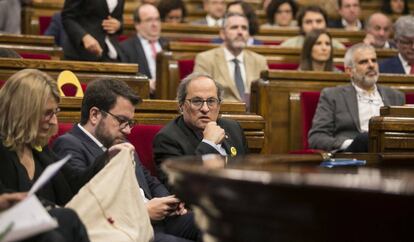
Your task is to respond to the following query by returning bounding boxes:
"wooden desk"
[0,58,149,98]
[253,71,414,154]
[0,34,62,59]
[369,106,414,153]
[163,154,414,242]
[58,98,266,153]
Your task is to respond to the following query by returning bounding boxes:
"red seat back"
[49,123,74,146]
[39,16,52,35]
[178,59,195,80]
[300,91,321,149]
[128,124,163,176]
[268,63,299,70]
[405,92,414,104]
[20,53,52,60]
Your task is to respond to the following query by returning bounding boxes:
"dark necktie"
[233,59,245,98]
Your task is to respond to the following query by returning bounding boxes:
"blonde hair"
[0,69,60,150]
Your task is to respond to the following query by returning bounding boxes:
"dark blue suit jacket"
[52,124,169,199]
[379,56,406,74]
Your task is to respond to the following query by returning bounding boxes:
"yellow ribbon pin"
[230,146,237,157]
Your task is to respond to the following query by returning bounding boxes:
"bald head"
[134,4,161,41]
[365,12,392,48]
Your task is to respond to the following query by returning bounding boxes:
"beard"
[95,121,117,149]
[352,69,378,89]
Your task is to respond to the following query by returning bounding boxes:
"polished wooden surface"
[254,71,414,154]
[370,106,414,153]
[163,154,414,242]
[58,97,266,153]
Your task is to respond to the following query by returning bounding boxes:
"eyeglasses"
[398,38,414,47]
[185,97,221,109]
[101,110,136,129]
[43,108,60,121]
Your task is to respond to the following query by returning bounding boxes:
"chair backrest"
[127,124,164,176]
[405,92,414,104]
[300,91,321,149]
[178,59,196,80]
[57,70,84,97]
[39,16,52,35]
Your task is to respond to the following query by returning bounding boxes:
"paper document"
[0,196,58,242]
[29,154,71,196]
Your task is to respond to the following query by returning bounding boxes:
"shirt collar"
[77,124,107,151]
[206,15,223,26]
[352,82,379,97]
[341,18,362,29]
[398,53,410,68]
[223,47,244,63]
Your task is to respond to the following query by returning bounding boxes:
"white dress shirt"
[398,53,412,74]
[206,15,223,27]
[105,0,118,59]
[138,34,162,80]
[223,47,247,93]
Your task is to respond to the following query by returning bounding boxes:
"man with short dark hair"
[120,4,168,94]
[194,13,267,103]
[191,0,226,26]
[379,15,414,75]
[53,79,200,242]
[363,12,395,49]
[308,43,404,152]
[281,5,345,48]
[328,0,363,31]
[153,72,249,185]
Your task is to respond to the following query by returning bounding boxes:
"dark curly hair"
[158,0,187,22]
[266,0,297,25]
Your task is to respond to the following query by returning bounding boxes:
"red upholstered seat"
[128,124,163,176]
[20,53,52,60]
[300,91,321,149]
[39,16,52,35]
[49,122,74,146]
[405,92,414,104]
[268,63,299,70]
[61,83,78,96]
[178,59,195,79]
[0,80,5,88]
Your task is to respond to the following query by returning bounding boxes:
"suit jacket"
[53,124,169,199]
[153,115,249,185]
[61,0,125,61]
[190,18,208,26]
[120,35,169,79]
[44,12,67,47]
[0,141,73,206]
[328,19,364,30]
[194,47,268,102]
[379,56,406,74]
[308,84,405,151]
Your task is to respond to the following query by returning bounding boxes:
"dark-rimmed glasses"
[185,97,221,109]
[101,110,136,129]
[43,108,60,121]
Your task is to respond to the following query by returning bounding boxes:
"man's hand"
[363,33,375,46]
[149,79,156,94]
[0,192,26,211]
[102,16,121,34]
[203,121,225,144]
[146,195,180,221]
[82,34,103,57]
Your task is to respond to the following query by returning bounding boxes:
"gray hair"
[221,12,248,30]
[177,72,223,106]
[394,15,414,40]
[344,43,375,68]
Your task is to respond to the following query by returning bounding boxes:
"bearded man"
[308,43,405,152]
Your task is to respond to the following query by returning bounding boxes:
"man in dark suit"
[53,79,200,242]
[153,72,249,185]
[61,0,125,61]
[120,4,168,95]
[379,15,414,75]
[309,43,405,152]
[328,0,363,31]
[191,0,225,26]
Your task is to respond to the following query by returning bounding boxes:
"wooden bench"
[0,58,149,98]
[369,106,414,153]
[57,97,266,153]
[252,70,414,154]
[0,34,63,59]
[155,42,398,99]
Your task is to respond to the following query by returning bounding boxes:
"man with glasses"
[120,4,168,94]
[308,43,404,152]
[153,72,249,185]
[53,79,201,242]
[379,15,414,75]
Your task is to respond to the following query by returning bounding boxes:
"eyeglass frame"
[100,110,136,129]
[397,36,414,47]
[185,97,221,109]
[43,107,60,121]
